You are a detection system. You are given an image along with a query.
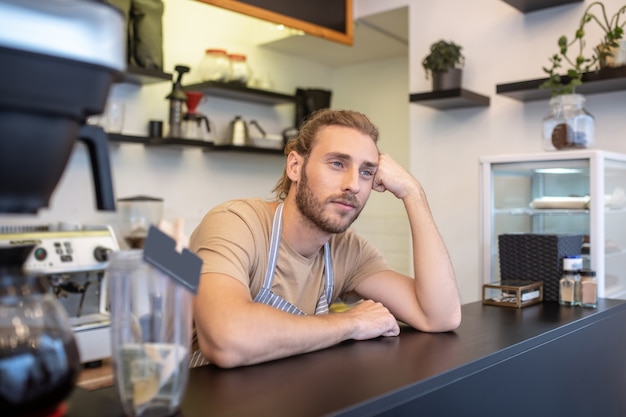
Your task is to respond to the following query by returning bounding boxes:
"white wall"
[406,0,626,302]
[2,0,411,274]
[334,56,411,275]
[12,0,623,305]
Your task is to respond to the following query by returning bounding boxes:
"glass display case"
[480,150,626,299]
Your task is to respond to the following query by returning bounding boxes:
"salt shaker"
[580,269,597,308]
[559,256,582,306]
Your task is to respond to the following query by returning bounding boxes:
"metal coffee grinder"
[117,195,164,249]
[166,65,190,139]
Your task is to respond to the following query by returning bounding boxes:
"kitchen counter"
[77,358,113,391]
[66,299,626,417]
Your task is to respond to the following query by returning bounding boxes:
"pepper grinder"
[166,65,190,139]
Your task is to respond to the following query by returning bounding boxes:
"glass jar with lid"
[228,53,251,86]
[542,93,595,151]
[199,48,231,82]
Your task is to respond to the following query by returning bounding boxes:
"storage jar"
[228,53,251,86]
[542,94,594,151]
[199,48,230,82]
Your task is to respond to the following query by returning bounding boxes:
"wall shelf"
[117,65,172,85]
[497,66,626,101]
[500,0,582,13]
[183,81,295,105]
[409,88,490,110]
[209,144,284,155]
[107,133,283,154]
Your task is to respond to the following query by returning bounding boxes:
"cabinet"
[480,150,626,299]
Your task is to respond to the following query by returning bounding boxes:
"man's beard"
[295,165,363,234]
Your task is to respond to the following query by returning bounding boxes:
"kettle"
[227,115,250,146]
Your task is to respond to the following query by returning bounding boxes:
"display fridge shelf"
[494,208,590,215]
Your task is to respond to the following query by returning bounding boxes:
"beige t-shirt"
[189,198,391,315]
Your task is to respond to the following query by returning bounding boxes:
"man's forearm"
[403,188,462,332]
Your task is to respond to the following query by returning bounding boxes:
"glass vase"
[542,94,594,151]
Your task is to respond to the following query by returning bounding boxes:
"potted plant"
[540,2,626,96]
[539,2,626,152]
[422,40,465,91]
[588,2,626,67]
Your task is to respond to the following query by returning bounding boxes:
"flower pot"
[542,94,594,151]
[597,39,626,68]
[432,68,462,91]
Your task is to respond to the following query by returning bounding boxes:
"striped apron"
[189,202,334,367]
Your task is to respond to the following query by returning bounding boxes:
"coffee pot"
[183,91,211,141]
[0,244,81,416]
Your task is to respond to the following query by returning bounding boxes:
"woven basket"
[498,233,584,302]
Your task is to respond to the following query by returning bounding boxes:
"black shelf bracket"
[116,65,172,85]
[409,88,490,110]
[496,66,626,101]
[500,0,582,13]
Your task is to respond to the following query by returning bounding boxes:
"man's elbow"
[421,309,462,333]
[197,335,249,369]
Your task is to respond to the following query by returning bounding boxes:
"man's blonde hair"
[272,109,380,201]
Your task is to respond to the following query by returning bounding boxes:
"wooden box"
[482,280,543,308]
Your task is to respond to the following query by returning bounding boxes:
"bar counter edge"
[66,299,626,417]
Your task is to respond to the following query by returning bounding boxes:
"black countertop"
[66,299,626,417]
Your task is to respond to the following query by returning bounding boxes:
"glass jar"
[542,94,594,151]
[580,269,597,308]
[199,48,230,82]
[228,53,251,86]
[559,256,582,306]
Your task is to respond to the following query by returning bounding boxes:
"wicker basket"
[498,233,584,302]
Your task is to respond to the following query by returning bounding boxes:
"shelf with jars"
[182,80,295,105]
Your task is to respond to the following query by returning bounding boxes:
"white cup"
[105,102,125,133]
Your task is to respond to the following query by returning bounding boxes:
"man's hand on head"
[371,153,419,200]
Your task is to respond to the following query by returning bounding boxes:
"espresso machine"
[0,224,119,363]
[0,0,124,415]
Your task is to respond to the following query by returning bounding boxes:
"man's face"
[295,125,379,234]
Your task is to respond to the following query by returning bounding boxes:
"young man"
[189,109,461,368]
